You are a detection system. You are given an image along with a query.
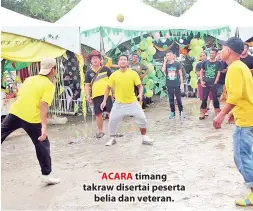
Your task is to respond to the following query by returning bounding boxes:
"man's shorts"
[92,96,113,115]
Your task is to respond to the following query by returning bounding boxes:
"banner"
[1,32,66,62]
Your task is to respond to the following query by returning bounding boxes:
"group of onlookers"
[196,43,253,119]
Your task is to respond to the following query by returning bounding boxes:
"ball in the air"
[117,14,124,23]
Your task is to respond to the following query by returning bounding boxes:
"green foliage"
[242,0,253,11]
[142,0,197,17]
[142,0,252,17]
[1,0,81,22]
[2,0,252,23]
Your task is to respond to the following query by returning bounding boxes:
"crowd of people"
[1,37,253,207]
[195,43,253,120]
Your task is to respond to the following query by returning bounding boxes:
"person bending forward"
[1,58,60,185]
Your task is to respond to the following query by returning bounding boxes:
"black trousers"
[167,86,183,112]
[1,114,51,175]
[201,83,220,109]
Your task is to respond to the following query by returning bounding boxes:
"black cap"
[219,37,244,55]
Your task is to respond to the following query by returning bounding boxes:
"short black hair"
[118,54,129,60]
[244,43,249,48]
[166,50,174,54]
[132,52,138,57]
[201,51,207,56]
[210,47,218,53]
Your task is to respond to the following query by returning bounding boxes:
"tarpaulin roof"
[1,7,81,54]
[179,0,253,41]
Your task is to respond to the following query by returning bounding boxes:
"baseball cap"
[39,58,57,75]
[219,37,244,55]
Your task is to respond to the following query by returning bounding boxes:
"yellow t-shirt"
[225,60,253,127]
[108,69,141,104]
[105,57,112,68]
[9,75,55,123]
[85,66,112,99]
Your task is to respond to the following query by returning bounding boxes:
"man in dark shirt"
[216,51,228,99]
[129,53,149,79]
[241,43,253,75]
[129,53,149,109]
[199,48,222,120]
[196,51,212,116]
[162,50,185,120]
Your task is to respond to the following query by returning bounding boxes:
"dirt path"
[1,98,251,210]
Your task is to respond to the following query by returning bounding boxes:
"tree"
[242,0,253,11]
[1,0,81,22]
[2,0,252,23]
[142,0,198,17]
[142,0,252,17]
[1,0,30,15]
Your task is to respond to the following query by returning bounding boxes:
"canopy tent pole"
[100,27,105,56]
[235,27,240,38]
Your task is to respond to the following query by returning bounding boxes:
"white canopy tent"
[56,0,180,52]
[1,7,81,54]
[56,0,229,52]
[179,0,253,41]
[56,0,181,30]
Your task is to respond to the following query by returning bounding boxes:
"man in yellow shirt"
[213,37,253,206]
[1,58,60,185]
[85,50,113,139]
[100,55,153,146]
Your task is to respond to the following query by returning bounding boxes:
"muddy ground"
[1,97,251,210]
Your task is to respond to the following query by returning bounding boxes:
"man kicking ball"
[1,58,60,185]
[100,55,153,146]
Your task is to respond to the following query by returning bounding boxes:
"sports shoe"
[43,175,60,185]
[180,111,186,121]
[142,135,153,145]
[235,192,253,206]
[105,137,116,146]
[96,132,105,139]
[116,133,123,137]
[169,112,175,119]
[205,110,209,116]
